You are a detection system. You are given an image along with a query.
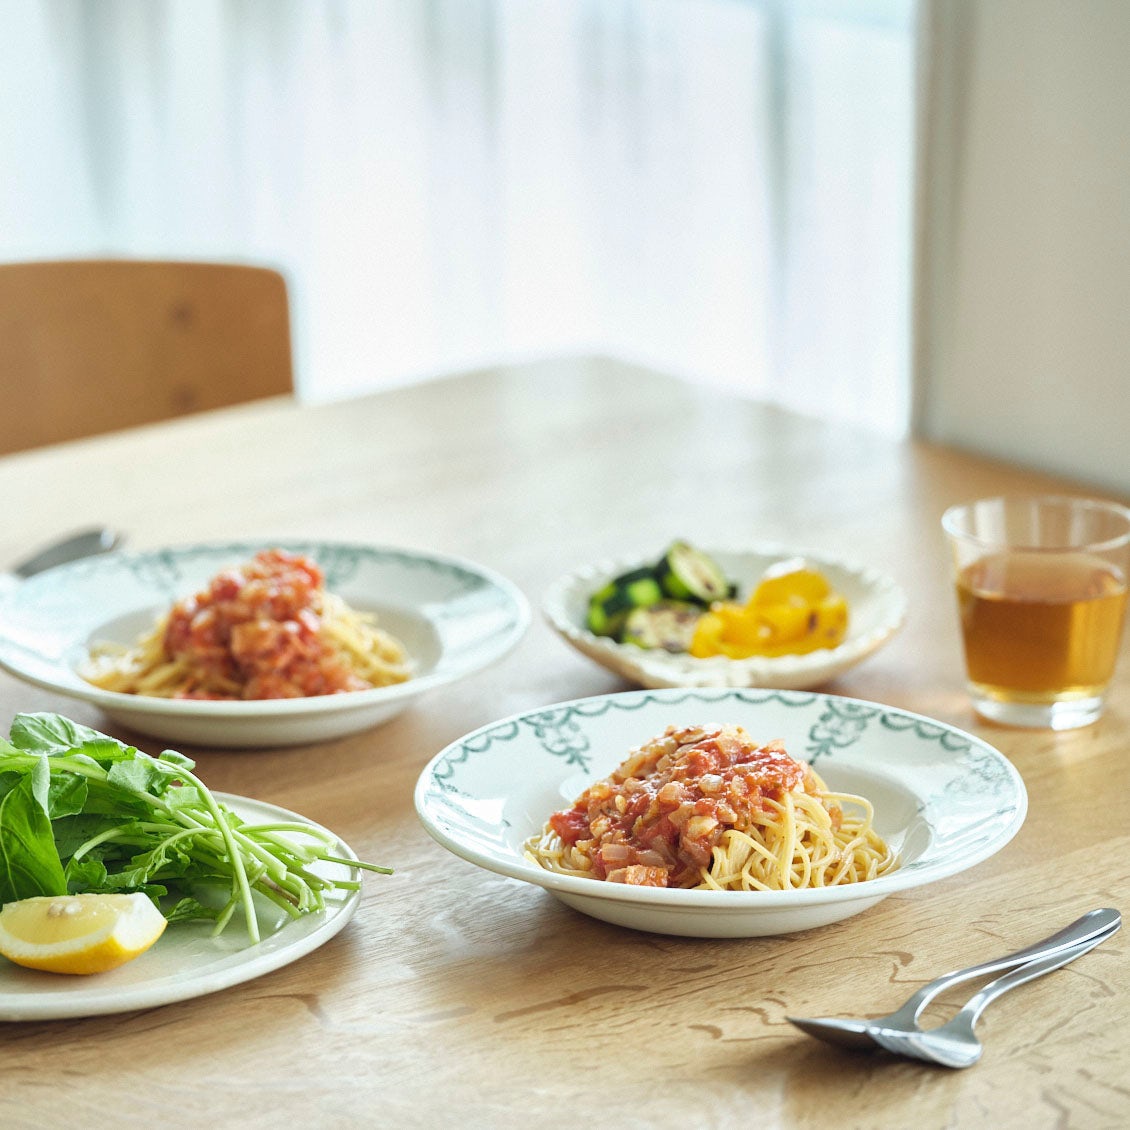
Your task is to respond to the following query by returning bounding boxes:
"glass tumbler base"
[969,689,1105,730]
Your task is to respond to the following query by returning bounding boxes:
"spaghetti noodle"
[84,549,412,700]
[525,724,894,890]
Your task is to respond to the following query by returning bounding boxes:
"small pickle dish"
[543,543,907,691]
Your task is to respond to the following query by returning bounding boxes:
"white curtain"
[0,0,916,434]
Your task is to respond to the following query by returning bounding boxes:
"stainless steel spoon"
[866,922,1119,1067]
[10,527,124,578]
[787,907,1121,1053]
[0,528,124,600]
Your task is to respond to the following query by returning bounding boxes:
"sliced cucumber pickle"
[620,602,701,653]
[656,542,731,605]
[586,567,665,637]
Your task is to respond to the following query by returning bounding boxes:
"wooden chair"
[0,260,294,454]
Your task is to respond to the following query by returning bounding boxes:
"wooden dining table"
[0,356,1126,1129]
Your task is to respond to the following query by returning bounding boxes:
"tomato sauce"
[548,725,810,888]
[162,549,370,700]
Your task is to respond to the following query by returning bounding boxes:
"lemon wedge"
[0,893,167,975]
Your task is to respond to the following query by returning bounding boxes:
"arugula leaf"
[46,771,88,819]
[9,712,196,774]
[164,784,205,811]
[107,754,184,798]
[0,770,21,805]
[156,748,196,771]
[29,749,52,814]
[0,767,68,902]
[51,813,128,859]
[64,857,108,891]
[164,896,221,923]
[9,712,123,756]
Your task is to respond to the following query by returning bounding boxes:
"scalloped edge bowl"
[543,545,907,690]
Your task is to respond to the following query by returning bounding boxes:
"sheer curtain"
[0,0,916,434]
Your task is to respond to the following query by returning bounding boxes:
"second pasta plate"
[0,541,529,748]
[415,688,1026,938]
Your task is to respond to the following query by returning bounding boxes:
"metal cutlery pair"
[788,907,1120,1068]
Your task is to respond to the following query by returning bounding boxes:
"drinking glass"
[942,495,1130,729]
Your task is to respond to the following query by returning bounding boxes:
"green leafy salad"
[0,713,390,946]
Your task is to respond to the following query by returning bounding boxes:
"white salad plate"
[543,545,907,691]
[0,795,362,1022]
[414,688,1026,938]
[0,541,529,748]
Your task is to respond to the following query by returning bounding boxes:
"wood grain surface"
[0,357,1126,1130]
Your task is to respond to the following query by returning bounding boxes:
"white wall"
[913,0,1130,496]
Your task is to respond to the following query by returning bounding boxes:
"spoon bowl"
[11,527,123,579]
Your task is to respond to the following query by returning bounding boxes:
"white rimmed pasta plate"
[542,545,907,690]
[414,689,1026,938]
[0,541,529,748]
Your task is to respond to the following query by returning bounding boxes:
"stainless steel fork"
[788,907,1120,1053]
[866,921,1118,1067]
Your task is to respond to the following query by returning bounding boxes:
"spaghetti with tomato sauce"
[525,724,894,891]
[84,549,412,700]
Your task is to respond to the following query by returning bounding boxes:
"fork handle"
[954,922,1120,1028]
[900,907,1121,1021]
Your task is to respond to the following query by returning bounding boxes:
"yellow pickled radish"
[690,561,849,659]
[749,563,832,608]
[809,591,849,646]
[0,893,167,975]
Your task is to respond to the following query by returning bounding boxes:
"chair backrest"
[0,259,294,454]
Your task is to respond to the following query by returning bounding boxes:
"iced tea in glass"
[942,496,1130,729]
